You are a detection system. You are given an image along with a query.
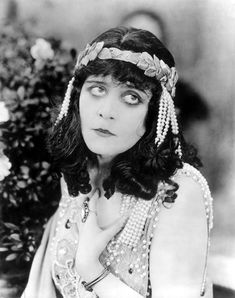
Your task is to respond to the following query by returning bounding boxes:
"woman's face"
[79,75,152,160]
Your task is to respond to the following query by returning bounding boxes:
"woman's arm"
[74,189,144,298]
[149,175,209,298]
[88,262,144,298]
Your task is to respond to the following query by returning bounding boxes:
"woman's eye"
[124,94,141,105]
[89,86,106,97]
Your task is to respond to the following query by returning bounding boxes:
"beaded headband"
[54,41,182,157]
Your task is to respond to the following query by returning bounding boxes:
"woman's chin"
[87,144,117,158]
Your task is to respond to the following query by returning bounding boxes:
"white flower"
[0,153,11,181]
[30,38,54,61]
[0,101,10,122]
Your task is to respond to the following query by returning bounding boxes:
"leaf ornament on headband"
[75,42,104,69]
[55,41,181,157]
[75,42,178,97]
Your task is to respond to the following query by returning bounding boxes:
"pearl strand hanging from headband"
[54,77,75,126]
[155,85,182,157]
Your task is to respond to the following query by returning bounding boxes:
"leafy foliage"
[0,24,76,268]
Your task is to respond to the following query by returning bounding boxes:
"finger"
[102,215,128,242]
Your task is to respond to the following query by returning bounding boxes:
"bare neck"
[88,165,111,197]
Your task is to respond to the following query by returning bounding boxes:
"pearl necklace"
[103,194,163,277]
[117,198,153,247]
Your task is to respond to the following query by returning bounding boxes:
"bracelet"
[82,267,110,292]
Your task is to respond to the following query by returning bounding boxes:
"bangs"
[79,59,159,93]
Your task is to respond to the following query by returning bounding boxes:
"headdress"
[54,41,182,157]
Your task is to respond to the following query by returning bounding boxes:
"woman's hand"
[75,189,127,281]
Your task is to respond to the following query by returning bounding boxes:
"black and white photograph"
[0,1,234,297]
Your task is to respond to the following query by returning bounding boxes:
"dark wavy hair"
[47,26,201,202]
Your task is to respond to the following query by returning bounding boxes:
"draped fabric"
[21,212,59,298]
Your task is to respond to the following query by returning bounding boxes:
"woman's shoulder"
[149,162,214,247]
[169,162,213,231]
[149,163,213,295]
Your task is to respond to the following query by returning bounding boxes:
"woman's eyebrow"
[122,83,151,97]
[85,79,108,85]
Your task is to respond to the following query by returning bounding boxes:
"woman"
[21,27,213,298]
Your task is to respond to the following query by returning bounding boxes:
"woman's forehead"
[85,75,152,96]
[86,74,133,86]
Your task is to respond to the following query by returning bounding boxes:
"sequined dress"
[50,163,213,298]
[21,163,213,298]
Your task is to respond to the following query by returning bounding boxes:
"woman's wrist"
[78,261,105,283]
[83,266,110,292]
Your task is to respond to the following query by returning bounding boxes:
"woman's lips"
[93,128,116,137]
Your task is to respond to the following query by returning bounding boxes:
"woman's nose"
[97,97,116,120]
